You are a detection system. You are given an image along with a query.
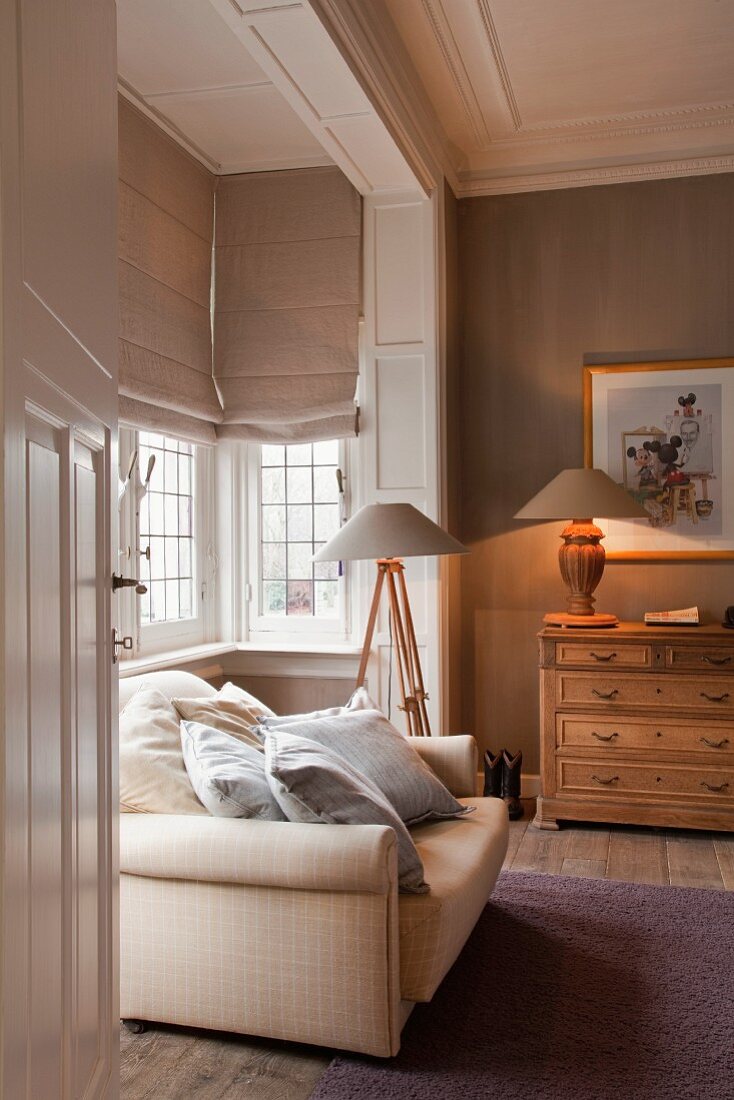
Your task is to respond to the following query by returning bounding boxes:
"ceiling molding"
[475,0,521,131]
[117,80,222,172]
[457,153,734,198]
[419,0,491,145]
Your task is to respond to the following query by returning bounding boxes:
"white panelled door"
[1,2,119,1097]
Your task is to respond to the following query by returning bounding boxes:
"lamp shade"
[313,503,468,562]
[514,468,647,521]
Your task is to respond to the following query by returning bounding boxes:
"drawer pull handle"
[591,774,619,785]
[590,652,617,662]
[592,688,619,699]
[700,692,730,703]
[702,655,732,665]
[591,731,619,742]
[700,736,730,749]
[700,781,729,793]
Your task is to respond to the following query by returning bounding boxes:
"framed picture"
[583,357,734,560]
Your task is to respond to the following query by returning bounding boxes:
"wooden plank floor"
[121,800,733,1099]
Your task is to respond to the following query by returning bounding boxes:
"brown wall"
[456,173,734,772]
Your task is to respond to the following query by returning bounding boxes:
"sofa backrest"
[119,670,217,713]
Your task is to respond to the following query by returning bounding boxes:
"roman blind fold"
[118,98,220,445]
[213,167,361,443]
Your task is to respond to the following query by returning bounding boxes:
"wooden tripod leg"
[385,568,418,736]
[396,567,431,737]
[356,565,385,688]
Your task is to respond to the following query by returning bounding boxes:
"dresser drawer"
[666,645,734,671]
[555,642,651,670]
[556,671,734,712]
[556,714,734,754]
[557,758,734,803]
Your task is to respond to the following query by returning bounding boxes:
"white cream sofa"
[119,670,509,1057]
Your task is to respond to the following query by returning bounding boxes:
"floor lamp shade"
[313,503,468,562]
[514,468,646,627]
[315,504,468,736]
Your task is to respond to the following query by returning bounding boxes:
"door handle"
[591,774,619,785]
[591,688,619,699]
[590,652,617,662]
[701,654,732,665]
[112,629,133,664]
[699,736,730,749]
[700,780,729,793]
[591,730,619,742]
[112,572,147,595]
[700,692,730,703]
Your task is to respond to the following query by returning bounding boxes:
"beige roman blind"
[213,166,361,443]
[118,98,220,445]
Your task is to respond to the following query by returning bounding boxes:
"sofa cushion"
[398,797,509,1001]
[173,682,274,748]
[181,721,286,820]
[264,729,428,894]
[120,684,207,815]
[258,709,471,826]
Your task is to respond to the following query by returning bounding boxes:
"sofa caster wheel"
[122,1019,147,1035]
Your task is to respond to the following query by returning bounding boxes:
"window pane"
[287,543,312,580]
[261,467,285,504]
[313,439,338,464]
[315,580,339,618]
[287,504,312,541]
[314,503,340,542]
[262,543,286,579]
[287,580,312,615]
[263,581,286,616]
[257,440,344,622]
[286,443,312,466]
[262,445,285,467]
[138,432,196,624]
[313,466,339,503]
[262,505,286,542]
[286,466,312,504]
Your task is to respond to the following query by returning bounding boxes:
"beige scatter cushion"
[172,682,275,750]
[120,684,206,815]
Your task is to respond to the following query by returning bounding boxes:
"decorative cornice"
[517,99,734,136]
[486,111,734,150]
[457,154,734,198]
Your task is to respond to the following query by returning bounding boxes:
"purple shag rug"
[310,871,734,1100]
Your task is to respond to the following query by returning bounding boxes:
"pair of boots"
[483,749,523,820]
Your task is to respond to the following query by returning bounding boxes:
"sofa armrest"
[120,813,397,894]
[407,734,478,797]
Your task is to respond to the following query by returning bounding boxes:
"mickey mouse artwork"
[619,390,717,530]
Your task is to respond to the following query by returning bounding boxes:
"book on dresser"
[535,622,734,832]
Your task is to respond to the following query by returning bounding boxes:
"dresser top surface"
[539,621,734,641]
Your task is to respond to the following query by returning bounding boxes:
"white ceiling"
[117,0,333,175]
[382,0,734,193]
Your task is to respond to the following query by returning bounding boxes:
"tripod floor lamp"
[313,503,468,737]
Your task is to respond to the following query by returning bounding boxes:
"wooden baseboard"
[476,772,540,798]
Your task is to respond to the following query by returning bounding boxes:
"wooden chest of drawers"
[535,622,734,832]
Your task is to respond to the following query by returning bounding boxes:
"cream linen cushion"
[264,729,428,894]
[181,720,286,820]
[258,709,472,826]
[120,684,206,815]
[172,682,274,749]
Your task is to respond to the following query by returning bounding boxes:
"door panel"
[1,0,119,1096]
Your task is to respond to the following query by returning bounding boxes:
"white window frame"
[118,427,216,658]
[245,437,355,643]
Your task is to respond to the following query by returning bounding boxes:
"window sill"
[118,640,363,678]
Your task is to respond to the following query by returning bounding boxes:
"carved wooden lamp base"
[542,520,619,629]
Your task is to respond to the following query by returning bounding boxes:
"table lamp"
[514,468,646,627]
[313,503,468,736]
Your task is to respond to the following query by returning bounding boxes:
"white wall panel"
[376,356,426,490]
[374,203,425,345]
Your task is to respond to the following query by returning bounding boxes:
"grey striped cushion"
[181,721,286,821]
[264,729,428,894]
[258,709,472,826]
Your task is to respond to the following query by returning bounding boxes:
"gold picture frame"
[583,357,734,561]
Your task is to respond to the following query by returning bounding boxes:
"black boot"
[483,750,503,798]
[501,749,523,820]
